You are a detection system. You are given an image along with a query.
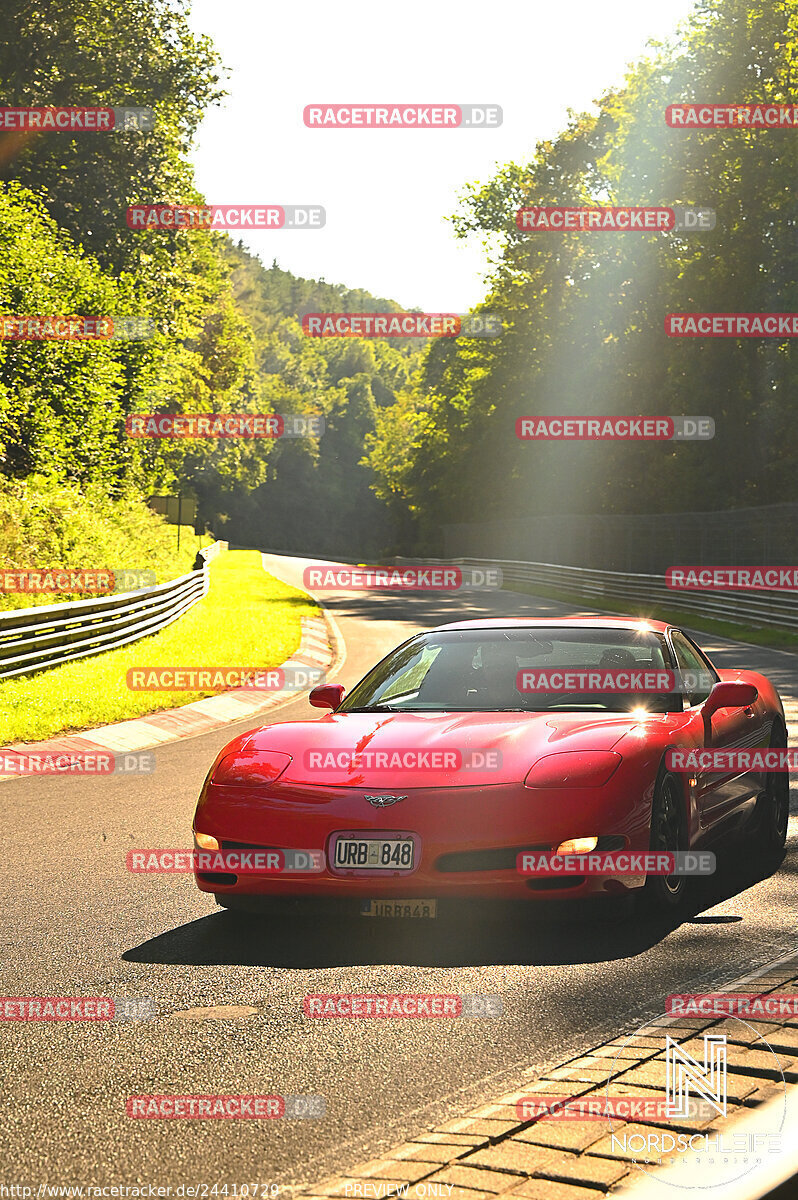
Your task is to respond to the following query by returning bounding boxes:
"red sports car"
[192,618,788,918]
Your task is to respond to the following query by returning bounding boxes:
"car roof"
[431,617,672,634]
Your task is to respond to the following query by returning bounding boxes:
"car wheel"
[643,769,688,913]
[751,724,789,869]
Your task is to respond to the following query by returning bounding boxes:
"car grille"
[526,876,585,890]
[435,845,550,873]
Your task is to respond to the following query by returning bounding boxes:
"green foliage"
[0,475,207,609]
[0,183,127,483]
[0,0,424,559]
[366,0,798,550]
[0,0,224,275]
[0,0,263,501]
[197,246,424,556]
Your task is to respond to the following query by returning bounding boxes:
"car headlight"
[212,749,292,786]
[194,831,220,851]
[524,751,622,789]
[555,836,599,854]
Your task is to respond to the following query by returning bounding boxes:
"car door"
[670,630,762,828]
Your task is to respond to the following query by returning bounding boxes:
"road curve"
[1,552,796,1189]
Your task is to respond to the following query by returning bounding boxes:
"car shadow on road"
[123,847,788,969]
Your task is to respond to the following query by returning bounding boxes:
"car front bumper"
[193,775,653,902]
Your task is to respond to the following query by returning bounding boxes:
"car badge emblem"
[365,794,407,808]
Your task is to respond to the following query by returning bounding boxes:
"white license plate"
[331,837,415,870]
[360,899,437,919]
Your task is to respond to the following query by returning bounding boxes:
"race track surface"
[2,553,796,1188]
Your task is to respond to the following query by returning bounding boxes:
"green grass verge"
[0,550,319,744]
[503,580,798,652]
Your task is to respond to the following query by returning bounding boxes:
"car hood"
[238,709,662,788]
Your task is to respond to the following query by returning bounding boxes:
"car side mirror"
[309,683,345,710]
[701,680,758,721]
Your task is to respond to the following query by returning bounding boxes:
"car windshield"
[339,627,681,713]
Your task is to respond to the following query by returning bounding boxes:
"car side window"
[670,631,716,705]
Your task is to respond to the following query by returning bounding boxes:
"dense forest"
[204,245,422,555]
[2,0,797,563]
[0,0,421,559]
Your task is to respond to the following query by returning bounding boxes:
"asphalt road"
[1,552,797,1189]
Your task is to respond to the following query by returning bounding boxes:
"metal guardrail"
[200,540,227,564]
[0,542,227,681]
[392,557,798,632]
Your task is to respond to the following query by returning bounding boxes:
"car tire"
[750,723,789,870]
[642,768,689,914]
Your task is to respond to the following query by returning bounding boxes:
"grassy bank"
[0,550,319,744]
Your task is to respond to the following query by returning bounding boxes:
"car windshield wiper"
[342,706,537,713]
[342,705,401,713]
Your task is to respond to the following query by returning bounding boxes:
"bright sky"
[188,0,699,312]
